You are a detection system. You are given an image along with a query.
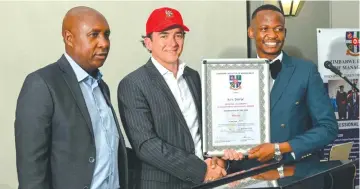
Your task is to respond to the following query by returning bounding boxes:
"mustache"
[94,52,108,56]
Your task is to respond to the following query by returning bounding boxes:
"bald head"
[62,6,111,73]
[62,6,107,36]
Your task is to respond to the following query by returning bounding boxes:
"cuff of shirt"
[291,152,296,159]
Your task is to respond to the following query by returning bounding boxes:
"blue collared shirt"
[65,53,120,189]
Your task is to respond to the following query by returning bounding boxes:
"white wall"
[330,1,360,28]
[254,0,331,64]
[0,1,247,188]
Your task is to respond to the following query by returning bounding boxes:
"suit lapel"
[270,52,296,110]
[183,68,202,134]
[145,59,190,132]
[57,55,94,138]
[98,75,128,188]
[98,80,111,106]
[98,81,121,134]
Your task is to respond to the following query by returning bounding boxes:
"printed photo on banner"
[328,79,359,121]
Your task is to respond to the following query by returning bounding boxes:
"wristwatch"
[274,143,283,161]
[277,166,284,178]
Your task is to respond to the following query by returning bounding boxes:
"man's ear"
[248,26,255,39]
[144,37,152,52]
[63,30,74,47]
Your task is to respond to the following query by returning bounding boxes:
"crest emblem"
[345,31,359,56]
[165,10,173,18]
[229,75,242,90]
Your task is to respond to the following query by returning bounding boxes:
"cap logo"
[165,10,173,18]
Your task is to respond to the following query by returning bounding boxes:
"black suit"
[15,55,128,189]
[336,91,347,119]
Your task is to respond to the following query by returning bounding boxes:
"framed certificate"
[202,58,271,157]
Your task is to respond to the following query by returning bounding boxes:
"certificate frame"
[202,58,271,157]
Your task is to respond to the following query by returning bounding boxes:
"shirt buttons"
[89,157,95,163]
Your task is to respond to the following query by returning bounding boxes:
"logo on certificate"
[345,31,359,56]
[229,74,242,90]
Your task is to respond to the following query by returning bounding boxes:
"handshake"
[203,149,244,182]
[203,143,284,182]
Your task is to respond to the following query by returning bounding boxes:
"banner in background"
[317,28,359,188]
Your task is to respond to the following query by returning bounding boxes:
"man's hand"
[204,158,227,182]
[210,157,226,169]
[248,143,275,162]
[222,149,244,161]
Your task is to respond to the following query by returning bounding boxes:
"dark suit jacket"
[270,52,338,159]
[347,90,359,106]
[15,55,128,189]
[118,59,206,189]
[230,52,338,170]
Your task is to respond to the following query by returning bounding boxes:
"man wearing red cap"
[118,7,226,189]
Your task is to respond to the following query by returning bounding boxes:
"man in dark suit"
[117,7,226,189]
[347,87,359,120]
[15,6,128,189]
[224,4,338,168]
[336,85,347,120]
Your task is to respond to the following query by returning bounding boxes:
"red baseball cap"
[146,7,190,36]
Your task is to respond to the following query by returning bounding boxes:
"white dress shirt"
[257,51,283,90]
[151,57,203,160]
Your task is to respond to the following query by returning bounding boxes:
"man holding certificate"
[118,7,226,189]
[224,4,338,167]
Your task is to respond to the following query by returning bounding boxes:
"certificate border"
[202,58,270,156]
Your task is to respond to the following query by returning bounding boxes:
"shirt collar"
[257,51,283,64]
[64,53,103,82]
[151,56,186,78]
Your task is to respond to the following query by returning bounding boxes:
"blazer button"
[280,124,285,127]
[89,157,95,163]
[83,186,89,189]
[295,101,299,105]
